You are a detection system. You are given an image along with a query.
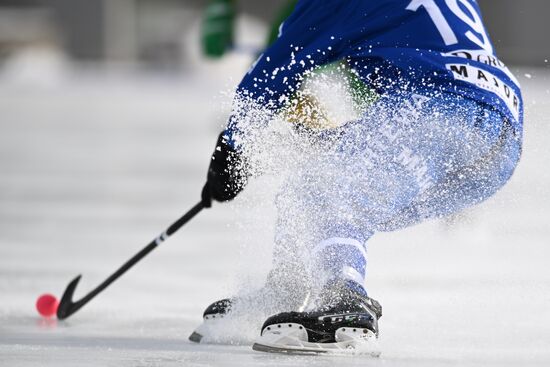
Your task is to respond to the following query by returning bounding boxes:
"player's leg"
[379,105,521,232]
[251,95,421,353]
[254,91,519,353]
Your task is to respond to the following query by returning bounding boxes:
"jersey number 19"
[406,0,493,53]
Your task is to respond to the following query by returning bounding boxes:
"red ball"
[36,294,59,318]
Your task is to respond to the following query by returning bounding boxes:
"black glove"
[201,132,248,208]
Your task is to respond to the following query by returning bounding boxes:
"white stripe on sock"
[312,237,367,260]
[342,265,366,285]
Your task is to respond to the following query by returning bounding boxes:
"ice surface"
[1,59,549,366]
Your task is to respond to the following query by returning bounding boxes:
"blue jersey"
[229,0,522,137]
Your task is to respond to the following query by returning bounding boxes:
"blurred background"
[0,0,549,71]
[1,1,549,366]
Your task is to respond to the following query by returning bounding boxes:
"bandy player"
[193,0,522,354]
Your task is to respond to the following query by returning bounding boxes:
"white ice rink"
[0,59,549,366]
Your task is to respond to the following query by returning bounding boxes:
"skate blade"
[188,315,226,344]
[189,331,203,343]
[189,313,258,345]
[253,342,328,354]
[252,322,381,356]
[252,340,381,356]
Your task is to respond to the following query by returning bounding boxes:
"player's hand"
[201,132,248,208]
[201,0,235,58]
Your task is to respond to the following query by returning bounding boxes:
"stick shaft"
[57,201,204,319]
[89,201,204,299]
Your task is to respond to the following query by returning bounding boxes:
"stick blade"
[56,275,82,320]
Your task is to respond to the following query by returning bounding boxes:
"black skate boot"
[252,281,382,355]
[189,299,232,343]
[189,268,311,344]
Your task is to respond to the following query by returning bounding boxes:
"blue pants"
[272,92,522,296]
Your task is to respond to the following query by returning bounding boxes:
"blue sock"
[312,237,368,296]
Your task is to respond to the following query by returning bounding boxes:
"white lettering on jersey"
[407,0,493,53]
[444,0,493,53]
[447,63,520,121]
[441,49,520,87]
[407,0,458,46]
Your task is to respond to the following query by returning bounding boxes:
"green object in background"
[266,0,298,47]
[201,0,235,58]
[282,61,379,131]
[201,0,297,58]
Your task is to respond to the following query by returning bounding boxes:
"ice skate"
[252,281,382,356]
[189,269,310,344]
[188,298,233,343]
